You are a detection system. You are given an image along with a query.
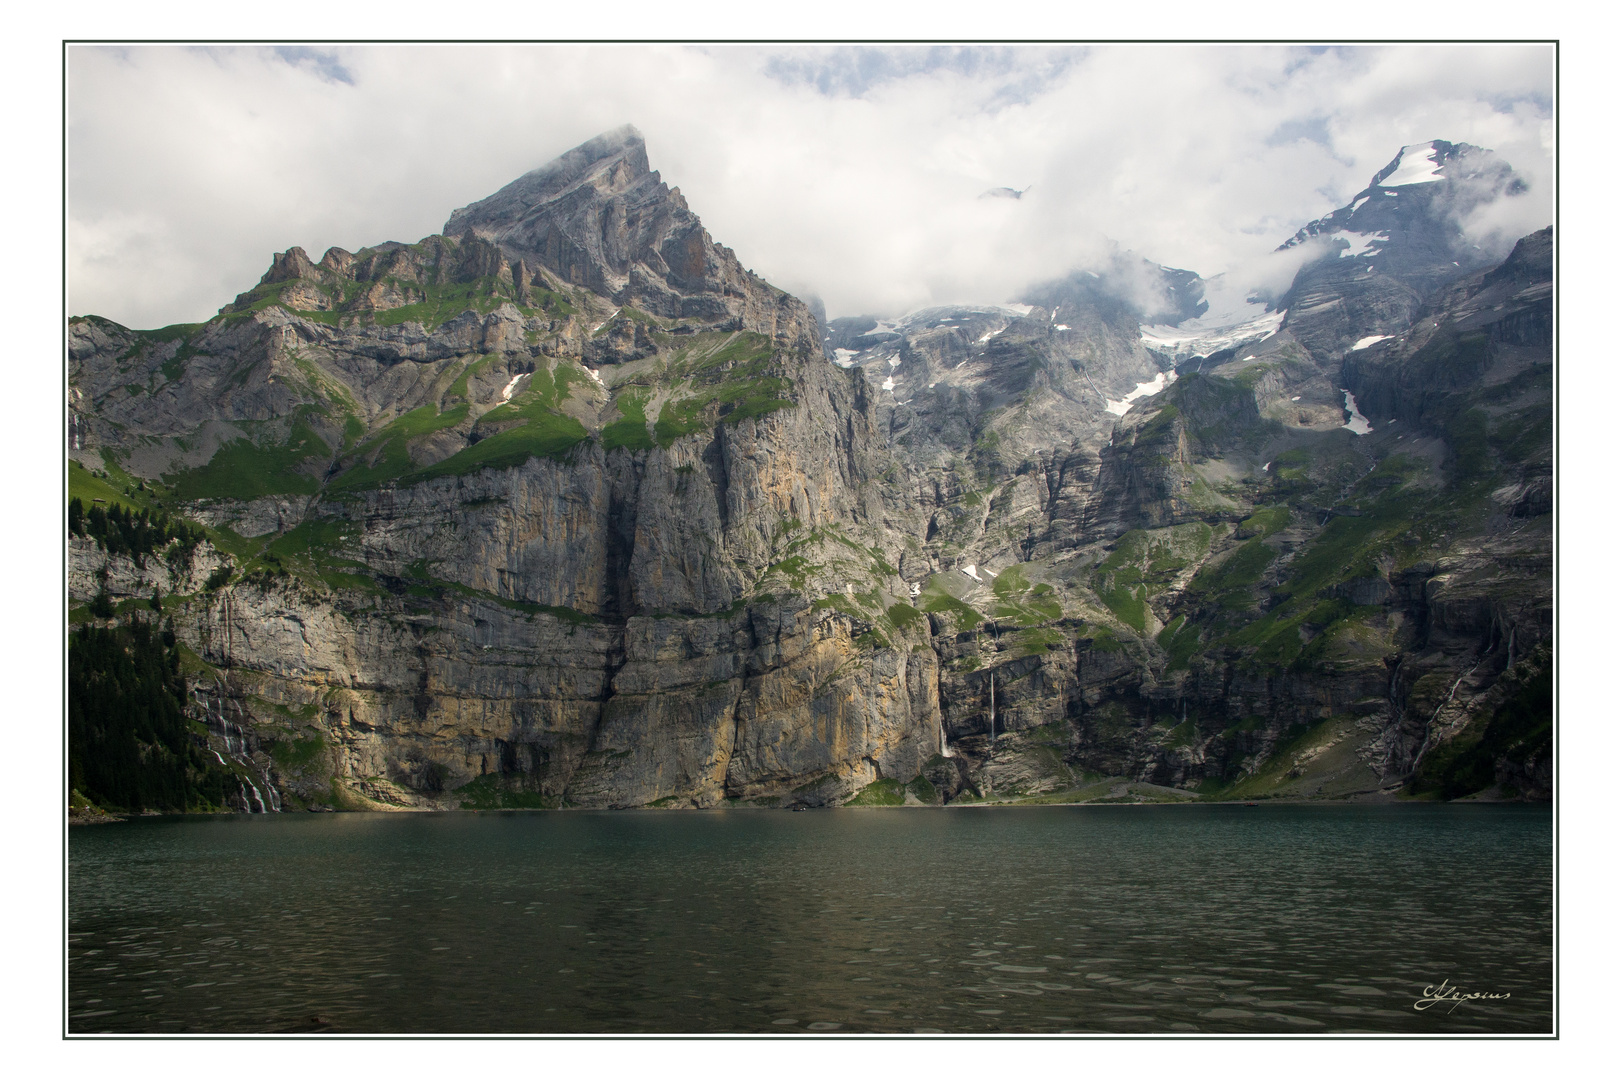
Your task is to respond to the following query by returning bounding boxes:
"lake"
[67,804,1552,1034]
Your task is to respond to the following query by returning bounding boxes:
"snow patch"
[1140,272,1285,362]
[1341,389,1373,435]
[583,368,604,388]
[1000,303,1035,317]
[1350,195,1370,213]
[1336,231,1389,258]
[502,373,527,401]
[882,375,897,392]
[1380,141,1445,187]
[1290,396,1300,401]
[962,564,982,582]
[1054,324,1070,331]
[887,356,901,369]
[1351,335,1392,351]
[1105,370,1177,416]
[832,348,861,369]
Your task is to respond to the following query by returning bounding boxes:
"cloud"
[761,44,1078,106]
[67,43,1554,329]
[268,46,356,85]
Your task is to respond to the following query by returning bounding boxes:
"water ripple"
[69,804,1551,1034]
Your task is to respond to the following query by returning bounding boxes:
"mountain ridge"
[66,127,1552,814]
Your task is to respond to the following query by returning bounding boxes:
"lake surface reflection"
[68,804,1552,1034]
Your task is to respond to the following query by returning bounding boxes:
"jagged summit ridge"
[444,124,652,240]
[443,125,813,347]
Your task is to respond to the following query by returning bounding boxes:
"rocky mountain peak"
[1268,138,1533,353]
[1276,139,1525,268]
[443,124,651,239]
[1369,139,1524,193]
[260,245,324,285]
[439,125,814,347]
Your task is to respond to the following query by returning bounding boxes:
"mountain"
[66,130,1551,814]
[442,124,811,343]
[1275,139,1528,356]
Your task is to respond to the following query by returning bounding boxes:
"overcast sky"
[68,43,1553,329]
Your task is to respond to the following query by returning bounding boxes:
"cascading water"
[989,670,996,744]
[201,684,280,814]
[1410,656,1487,772]
[240,778,267,814]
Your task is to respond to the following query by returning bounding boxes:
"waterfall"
[205,687,281,813]
[240,778,266,814]
[1411,656,1487,772]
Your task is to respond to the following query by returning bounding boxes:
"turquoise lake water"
[68,804,1552,1034]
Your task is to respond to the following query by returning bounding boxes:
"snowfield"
[1141,308,1284,362]
[1106,370,1178,416]
[1139,271,1285,361]
[1341,389,1373,435]
[1381,142,1445,187]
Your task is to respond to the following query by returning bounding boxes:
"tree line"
[68,619,235,812]
[69,497,204,566]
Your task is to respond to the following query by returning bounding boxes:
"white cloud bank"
[68,43,1553,329]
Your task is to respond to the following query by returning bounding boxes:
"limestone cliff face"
[67,132,1551,811]
[69,128,941,810]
